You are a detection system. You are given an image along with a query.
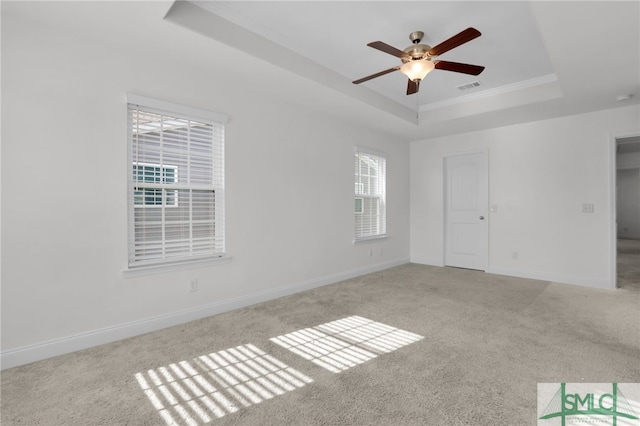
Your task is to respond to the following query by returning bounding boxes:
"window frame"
[353,147,387,243]
[125,94,228,272]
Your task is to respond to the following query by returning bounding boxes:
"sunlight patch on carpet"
[270,316,424,373]
[135,343,313,425]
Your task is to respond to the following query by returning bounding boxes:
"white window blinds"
[354,149,386,240]
[127,96,226,267]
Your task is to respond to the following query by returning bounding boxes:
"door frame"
[609,129,640,288]
[442,150,489,271]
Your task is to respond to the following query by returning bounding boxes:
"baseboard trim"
[409,257,444,267]
[486,266,614,289]
[397,259,614,289]
[1,257,409,370]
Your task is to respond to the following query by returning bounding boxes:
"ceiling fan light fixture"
[400,59,435,82]
[353,28,483,95]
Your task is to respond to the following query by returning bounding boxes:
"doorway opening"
[614,134,640,290]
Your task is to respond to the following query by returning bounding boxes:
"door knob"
[479,216,485,220]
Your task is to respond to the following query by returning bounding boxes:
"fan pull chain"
[416,88,420,124]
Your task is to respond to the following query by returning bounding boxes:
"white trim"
[1,258,409,370]
[405,262,613,289]
[165,1,417,125]
[409,257,445,267]
[420,73,558,112]
[353,234,389,244]
[127,93,228,124]
[486,266,613,290]
[123,255,232,278]
[609,129,640,289]
[354,145,385,159]
[127,99,226,267]
[354,147,387,240]
[610,133,618,289]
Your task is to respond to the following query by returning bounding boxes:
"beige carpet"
[2,264,639,425]
[619,238,640,291]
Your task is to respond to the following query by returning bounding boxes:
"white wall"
[410,105,640,288]
[0,5,410,368]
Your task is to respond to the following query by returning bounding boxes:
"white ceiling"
[193,1,556,111]
[6,1,638,141]
[165,0,640,139]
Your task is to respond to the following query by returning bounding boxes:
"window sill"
[123,255,232,278]
[353,234,388,245]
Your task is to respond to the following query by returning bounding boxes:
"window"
[127,95,227,268]
[354,148,386,241]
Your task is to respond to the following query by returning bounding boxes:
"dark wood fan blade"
[428,27,481,57]
[367,41,410,59]
[353,66,400,84]
[407,79,420,95]
[434,60,485,75]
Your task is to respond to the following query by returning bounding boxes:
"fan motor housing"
[402,44,432,62]
[352,27,484,95]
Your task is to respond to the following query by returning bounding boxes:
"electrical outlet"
[582,203,595,213]
[189,279,198,292]
[512,252,519,260]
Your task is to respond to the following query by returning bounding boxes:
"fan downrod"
[403,31,431,61]
[352,27,485,95]
[409,31,424,44]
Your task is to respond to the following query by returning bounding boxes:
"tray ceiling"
[192,1,556,112]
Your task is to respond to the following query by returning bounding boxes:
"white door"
[444,152,488,271]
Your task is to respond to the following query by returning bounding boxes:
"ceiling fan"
[353,27,485,95]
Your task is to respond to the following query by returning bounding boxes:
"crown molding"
[420,73,559,112]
